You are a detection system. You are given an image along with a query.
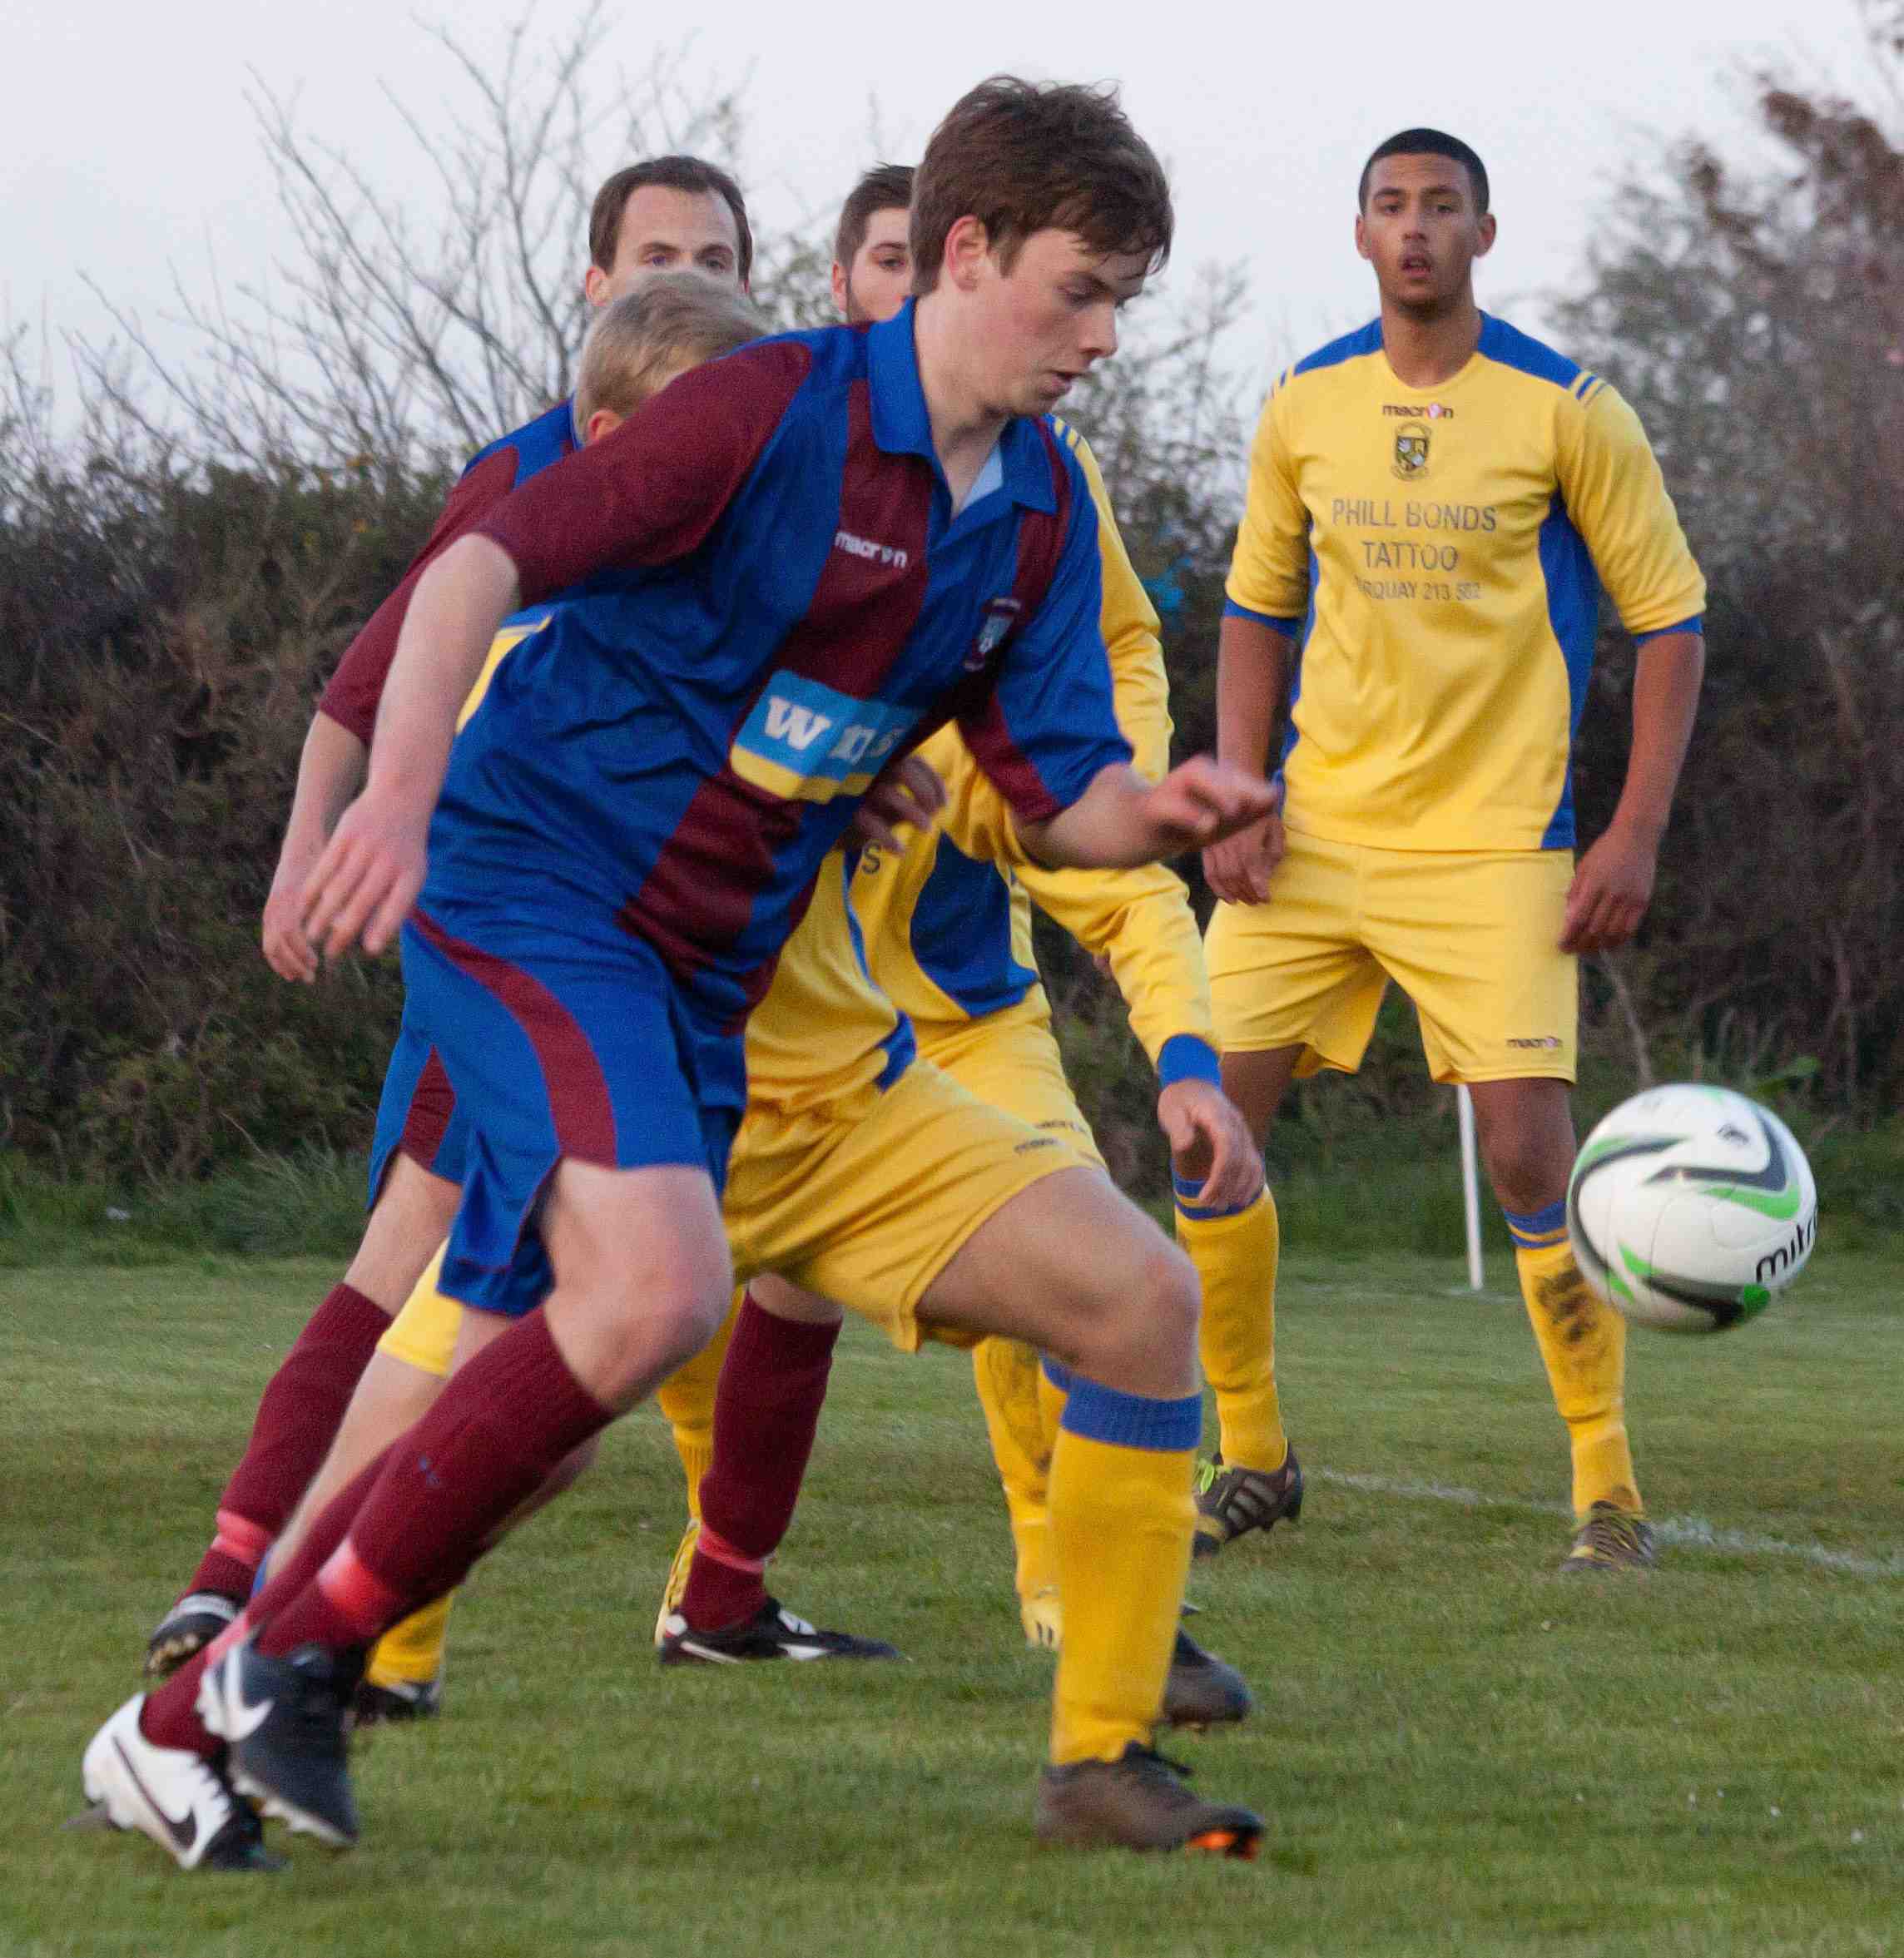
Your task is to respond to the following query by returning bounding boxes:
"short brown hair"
[574,275,766,425]
[834,162,915,270]
[588,156,754,284]
[909,77,1172,295]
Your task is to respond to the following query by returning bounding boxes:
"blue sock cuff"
[1059,1377,1202,1452]
[1173,1170,1257,1221]
[1040,1356,1074,1395]
[1504,1197,1568,1249]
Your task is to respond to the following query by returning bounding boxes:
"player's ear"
[1475,212,1498,259]
[1353,213,1371,263]
[583,263,612,308]
[831,260,850,316]
[584,407,624,446]
[942,214,992,291]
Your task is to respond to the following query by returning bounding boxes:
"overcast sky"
[4,0,1884,399]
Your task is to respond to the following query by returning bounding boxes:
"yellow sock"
[1175,1185,1286,1472]
[1044,1366,1198,1764]
[970,1336,1059,1612]
[1510,1214,1641,1517]
[366,1591,454,1690]
[655,1290,741,1521]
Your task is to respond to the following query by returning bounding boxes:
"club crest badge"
[965,596,1023,672]
[1392,425,1431,478]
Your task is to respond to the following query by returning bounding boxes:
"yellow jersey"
[741,853,911,1114]
[1225,314,1706,851]
[850,424,1220,1089]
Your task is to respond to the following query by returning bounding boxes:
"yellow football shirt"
[1226,314,1706,851]
[741,851,912,1113]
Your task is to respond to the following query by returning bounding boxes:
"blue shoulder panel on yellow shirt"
[1476,315,1584,391]
[909,835,1038,1019]
[1293,320,1382,377]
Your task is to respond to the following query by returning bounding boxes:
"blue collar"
[865,301,1059,514]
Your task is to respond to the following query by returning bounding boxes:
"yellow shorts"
[1205,828,1578,1085]
[915,998,1107,1172]
[379,1053,1093,1376]
[727,1055,1085,1351]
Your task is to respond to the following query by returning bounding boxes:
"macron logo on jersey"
[834,528,910,570]
[731,672,917,804]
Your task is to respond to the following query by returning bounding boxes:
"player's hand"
[846,752,945,854]
[1156,1078,1264,1214]
[1202,784,1285,905]
[1138,757,1279,859]
[300,791,431,962]
[1561,819,1659,954]
[261,837,324,983]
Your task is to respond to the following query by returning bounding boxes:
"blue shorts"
[366,1014,471,1205]
[400,906,740,1318]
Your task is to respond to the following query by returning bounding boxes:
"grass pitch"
[2,1248,1899,1958]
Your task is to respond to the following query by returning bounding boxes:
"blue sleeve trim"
[1060,1378,1202,1453]
[1222,598,1300,637]
[1157,1035,1222,1090]
[1636,615,1703,644]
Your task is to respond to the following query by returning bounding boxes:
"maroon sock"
[183,1282,390,1601]
[139,1445,395,1755]
[255,1311,612,1659]
[680,1295,839,1630]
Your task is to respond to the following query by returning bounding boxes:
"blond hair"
[575,275,766,425]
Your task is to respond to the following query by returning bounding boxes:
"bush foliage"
[4,22,1902,1198]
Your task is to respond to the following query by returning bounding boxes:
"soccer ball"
[1566,1084,1817,1333]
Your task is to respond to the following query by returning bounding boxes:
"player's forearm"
[1611,631,1704,840]
[365,535,523,814]
[1100,895,1219,1077]
[1015,764,1175,870]
[1017,855,1215,1056]
[282,713,369,859]
[1216,612,1294,777]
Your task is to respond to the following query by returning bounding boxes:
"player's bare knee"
[1078,1237,1199,1387]
[1474,1095,1574,1215]
[1135,1237,1201,1351]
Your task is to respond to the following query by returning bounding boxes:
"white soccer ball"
[1566,1084,1817,1333]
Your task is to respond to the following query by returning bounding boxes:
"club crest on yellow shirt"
[1392,425,1431,479]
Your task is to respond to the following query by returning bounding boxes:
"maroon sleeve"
[479,340,814,604]
[316,447,525,743]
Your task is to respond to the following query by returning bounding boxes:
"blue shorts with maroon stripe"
[399,906,740,1318]
[367,1015,470,1204]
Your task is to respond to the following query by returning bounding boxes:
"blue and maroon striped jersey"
[420,304,1133,1034]
[319,399,578,743]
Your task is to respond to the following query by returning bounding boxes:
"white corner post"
[1456,1083,1485,1292]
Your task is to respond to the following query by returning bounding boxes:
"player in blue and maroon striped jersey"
[141,158,757,1690]
[101,77,1275,1867]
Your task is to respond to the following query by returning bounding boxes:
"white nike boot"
[80,1696,281,1872]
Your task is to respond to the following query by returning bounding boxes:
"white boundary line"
[1314,1467,1904,1579]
